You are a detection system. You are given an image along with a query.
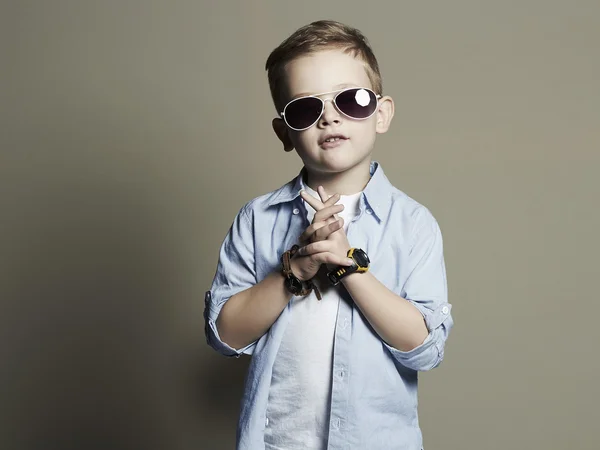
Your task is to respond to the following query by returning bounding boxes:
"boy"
[205,20,453,450]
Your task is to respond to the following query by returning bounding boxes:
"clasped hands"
[288,186,354,282]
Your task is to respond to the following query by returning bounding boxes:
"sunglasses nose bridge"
[319,97,343,125]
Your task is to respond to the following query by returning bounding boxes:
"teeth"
[325,137,341,142]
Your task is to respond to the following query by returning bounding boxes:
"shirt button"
[339,368,345,379]
[366,208,373,214]
[292,208,300,215]
[442,306,449,314]
[265,417,269,426]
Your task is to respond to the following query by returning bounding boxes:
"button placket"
[329,235,353,445]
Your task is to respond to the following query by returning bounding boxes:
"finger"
[297,240,346,257]
[309,251,355,267]
[317,185,330,204]
[299,217,338,242]
[317,186,342,220]
[322,192,340,207]
[320,190,342,221]
[298,218,337,242]
[314,204,344,223]
[300,190,325,212]
[312,218,343,241]
[299,189,340,214]
[301,218,342,243]
[296,240,329,256]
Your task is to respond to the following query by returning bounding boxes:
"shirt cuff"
[207,316,255,357]
[384,332,441,371]
[204,290,256,357]
[384,302,452,371]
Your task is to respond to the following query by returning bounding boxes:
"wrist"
[288,257,307,282]
[340,269,362,285]
[280,245,322,300]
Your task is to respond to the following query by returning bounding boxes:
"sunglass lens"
[285,97,323,130]
[335,88,377,119]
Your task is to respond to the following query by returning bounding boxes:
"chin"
[315,159,366,175]
[298,145,372,171]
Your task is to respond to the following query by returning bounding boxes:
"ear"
[272,118,294,152]
[375,96,395,134]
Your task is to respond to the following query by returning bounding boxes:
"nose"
[318,98,342,127]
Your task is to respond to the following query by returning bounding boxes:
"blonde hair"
[265,20,383,111]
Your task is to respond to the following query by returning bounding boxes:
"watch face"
[285,276,303,294]
[354,249,370,267]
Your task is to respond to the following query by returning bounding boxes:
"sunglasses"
[280,87,381,131]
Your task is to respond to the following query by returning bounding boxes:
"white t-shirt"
[264,185,361,450]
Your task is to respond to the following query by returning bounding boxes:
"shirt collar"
[266,161,394,222]
[361,161,394,221]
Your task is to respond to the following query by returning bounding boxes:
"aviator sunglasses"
[280,87,381,131]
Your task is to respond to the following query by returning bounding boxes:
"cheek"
[290,130,317,151]
[351,121,377,144]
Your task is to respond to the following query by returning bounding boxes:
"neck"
[304,158,372,196]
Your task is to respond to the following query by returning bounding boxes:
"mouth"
[319,134,349,146]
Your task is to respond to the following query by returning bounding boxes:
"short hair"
[265,20,383,112]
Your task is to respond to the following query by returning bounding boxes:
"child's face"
[274,48,393,177]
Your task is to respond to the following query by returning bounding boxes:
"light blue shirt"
[205,161,453,450]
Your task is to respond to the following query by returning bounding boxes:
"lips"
[318,134,349,145]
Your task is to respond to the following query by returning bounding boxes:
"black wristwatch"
[327,248,370,285]
[281,245,322,300]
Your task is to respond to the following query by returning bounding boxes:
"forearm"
[341,271,428,352]
[216,269,292,350]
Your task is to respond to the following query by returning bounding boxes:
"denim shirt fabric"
[205,161,453,450]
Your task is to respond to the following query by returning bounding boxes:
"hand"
[289,188,353,281]
[299,186,352,260]
[289,239,354,281]
[298,191,344,244]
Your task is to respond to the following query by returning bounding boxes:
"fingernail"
[347,259,354,265]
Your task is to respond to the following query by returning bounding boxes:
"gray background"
[2,1,599,449]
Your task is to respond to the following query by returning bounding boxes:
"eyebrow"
[290,83,357,100]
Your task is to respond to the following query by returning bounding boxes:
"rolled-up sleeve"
[386,207,453,371]
[204,205,257,357]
